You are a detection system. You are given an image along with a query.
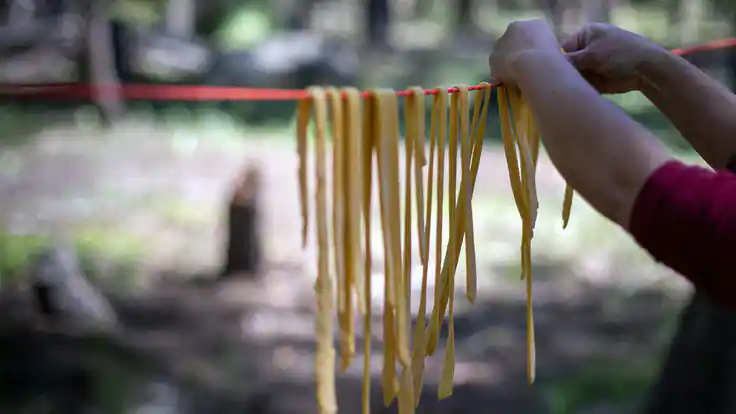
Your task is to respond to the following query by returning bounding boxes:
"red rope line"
[1,37,735,102]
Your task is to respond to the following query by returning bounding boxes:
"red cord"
[1,37,734,102]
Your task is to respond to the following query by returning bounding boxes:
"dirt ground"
[0,116,690,414]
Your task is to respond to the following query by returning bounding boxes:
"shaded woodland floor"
[0,117,690,413]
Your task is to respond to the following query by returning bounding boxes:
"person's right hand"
[562,23,667,94]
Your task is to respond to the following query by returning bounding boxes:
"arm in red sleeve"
[629,160,736,308]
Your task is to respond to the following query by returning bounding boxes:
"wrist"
[509,49,568,84]
[510,48,566,69]
[634,45,673,91]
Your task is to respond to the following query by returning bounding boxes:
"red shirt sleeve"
[629,160,736,307]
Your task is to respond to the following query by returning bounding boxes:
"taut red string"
[0,37,734,102]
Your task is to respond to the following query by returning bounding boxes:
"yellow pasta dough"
[295,81,562,412]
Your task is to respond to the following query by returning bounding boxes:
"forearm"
[639,49,736,169]
[510,51,672,228]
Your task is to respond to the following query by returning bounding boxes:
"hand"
[489,19,562,87]
[562,23,666,94]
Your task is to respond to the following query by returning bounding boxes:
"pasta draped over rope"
[296,82,575,414]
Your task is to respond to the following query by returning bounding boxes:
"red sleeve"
[629,160,736,307]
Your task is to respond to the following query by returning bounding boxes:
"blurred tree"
[583,0,612,23]
[455,0,473,31]
[164,0,195,38]
[0,0,123,123]
[365,0,391,49]
[678,0,705,44]
[270,0,317,30]
[87,0,125,123]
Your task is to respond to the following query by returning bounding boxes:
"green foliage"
[0,229,143,287]
[212,4,274,50]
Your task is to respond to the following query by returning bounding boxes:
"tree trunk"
[679,0,705,44]
[272,0,314,30]
[164,0,195,38]
[365,0,390,48]
[86,0,124,124]
[583,0,611,23]
[455,0,473,30]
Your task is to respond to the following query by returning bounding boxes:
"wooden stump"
[221,164,263,278]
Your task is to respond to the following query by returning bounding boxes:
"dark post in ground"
[221,163,263,278]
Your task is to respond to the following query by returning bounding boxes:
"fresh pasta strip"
[407,87,428,265]
[295,81,559,413]
[509,91,538,232]
[360,90,376,414]
[499,85,537,384]
[305,87,338,414]
[328,88,354,371]
[342,88,366,370]
[297,97,311,248]
[460,85,477,304]
[562,185,574,229]
[398,367,415,414]
[426,83,492,355]
[410,94,439,406]
[382,90,411,369]
[397,86,416,414]
[370,89,399,405]
[342,88,366,317]
[498,87,528,218]
[342,88,367,317]
[427,87,448,357]
[559,49,575,230]
[438,85,468,399]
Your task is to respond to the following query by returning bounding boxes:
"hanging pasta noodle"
[296,82,514,413]
[328,88,355,371]
[427,88,448,357]
[408,86,431,408]
[498,84,538,384]
[562,184,574,229]
[556,50,575,230]
[425,83,491,356]
[343,88,367,317]
[397,86,417,414]
[303,87,338,414]
[372,89,400,406]
[438,84,468,399]
[360,89,376,414]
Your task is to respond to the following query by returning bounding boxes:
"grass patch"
[0,227,145,288]
[542,359,658,414]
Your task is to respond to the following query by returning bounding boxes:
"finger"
[565,50,596,71]
[561,31,585,53]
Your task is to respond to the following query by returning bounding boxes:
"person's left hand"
[489,19,562,86]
